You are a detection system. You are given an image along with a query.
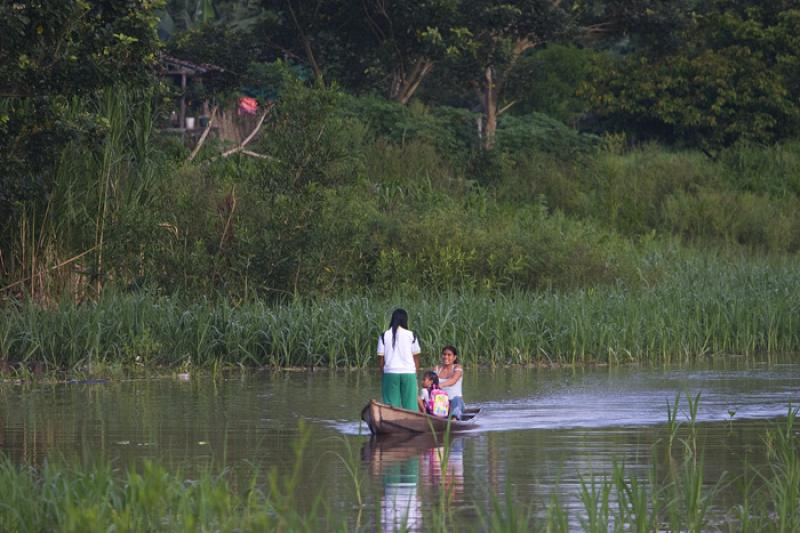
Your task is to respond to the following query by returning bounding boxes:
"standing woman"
[435,345,465,420]
[377,308,421,410]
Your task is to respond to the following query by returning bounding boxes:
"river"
[1,360,798,530]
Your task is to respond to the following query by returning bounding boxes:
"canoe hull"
[361,399,479,435]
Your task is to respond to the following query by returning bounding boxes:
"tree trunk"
[286,1,325,86]
[301,36,324,86]
[480,39,537,150]
[389,58,433,105]
[482,66,498,150]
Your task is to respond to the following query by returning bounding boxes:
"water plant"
[3,251,799,375]
[665,393,682,458]
[323,433,367,529]
[683,392,702,460]
[761,406,800,532]
[480,486,537,532]
[577,474,611,533]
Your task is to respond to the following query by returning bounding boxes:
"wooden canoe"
[360,399,480,435]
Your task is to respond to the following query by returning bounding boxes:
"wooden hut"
[160,54,221,133]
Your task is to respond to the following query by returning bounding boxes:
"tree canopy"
[1,0,162,238]
[586,0,800,152]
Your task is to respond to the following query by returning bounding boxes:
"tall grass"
[484,401,799,532]
[1,87,164,303]
[0,254,798,371]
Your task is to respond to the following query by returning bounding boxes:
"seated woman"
[434,345,466,420]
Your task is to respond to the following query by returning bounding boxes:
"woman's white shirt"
[377,327,420,373]
[435,365,463,398]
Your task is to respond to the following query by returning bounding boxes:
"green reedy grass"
[1,254,798,372]
[761,406,800,533]
[478,486,537,532]
[577,474,611,533]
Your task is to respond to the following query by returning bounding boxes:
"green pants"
[382,372,418,411]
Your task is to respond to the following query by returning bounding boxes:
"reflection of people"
[421,438,465,500]
[434,345,466,419]
[381,456,422,532]
[378,309,420,410]
[363,433,466,530]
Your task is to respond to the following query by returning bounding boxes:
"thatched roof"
[160,54,223,76]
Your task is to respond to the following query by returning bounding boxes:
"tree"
[356,0,464,104]
[1,1,161,99]
[586,0,800,152]
[232,1,464,104]
[454,1,577,149]
[0,0,162,286]
[504,43,608,125]
[249,0,354,86]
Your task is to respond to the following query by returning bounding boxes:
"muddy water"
[1,361,798,530]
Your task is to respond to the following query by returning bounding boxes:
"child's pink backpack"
[429,388,450,417]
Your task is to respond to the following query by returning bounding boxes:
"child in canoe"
[418,370,449,417]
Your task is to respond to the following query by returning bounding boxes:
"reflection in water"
[1,364,799,529]
[381,456,421,532]
[422,438,464,501]
[363,434,466,532]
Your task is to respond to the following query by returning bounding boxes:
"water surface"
[1,361,798,529]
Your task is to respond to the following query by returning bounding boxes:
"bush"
[254,80,367,193]
[586,145,719,235]
[493,151,589,214]
[368,199,637,292]
[495,113,600,160]
[664,189,800,253]
[719,140,800,197]
[505,44,608,125]
[341,95,476,167]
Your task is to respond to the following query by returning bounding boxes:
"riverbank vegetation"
[2,1,800,371]
[0,405,797,531]
[2,252,798,372]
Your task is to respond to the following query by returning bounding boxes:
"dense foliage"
[586,0,800,152]
[0,1,162,243]
[1,0,799,312]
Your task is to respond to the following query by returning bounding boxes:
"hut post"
[179,72,187,130]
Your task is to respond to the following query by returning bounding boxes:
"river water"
[1,361,798,530]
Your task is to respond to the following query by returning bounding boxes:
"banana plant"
[157,0,217,40]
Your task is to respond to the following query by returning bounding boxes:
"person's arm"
[377,333,385,378]
[439,365,463,388]
[411,334,421,371]
[418,389,429,413]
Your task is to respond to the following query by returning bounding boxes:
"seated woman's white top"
[377,327,420,373]
[435,365,463,398]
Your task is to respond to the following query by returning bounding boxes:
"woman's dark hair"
[423,370,439,388]
[441,345,459,365]
[386,308,409,348]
